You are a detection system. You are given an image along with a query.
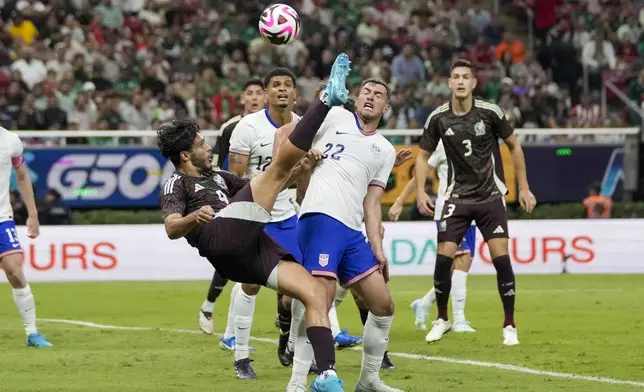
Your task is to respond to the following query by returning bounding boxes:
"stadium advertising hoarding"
[15,145,624,208]
[1,220,642,283]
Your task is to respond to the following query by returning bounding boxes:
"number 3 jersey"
[300,107,396,231]
[0,128,25,223]
[229,109,301,222]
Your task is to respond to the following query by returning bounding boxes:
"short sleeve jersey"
[228,109,301,222]
[419,99,513,204]
[214,117,242,169]
[159,170,249,245]
[0,128,24,222]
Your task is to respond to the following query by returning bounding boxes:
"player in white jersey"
[287,79,402,392]
[0,128,53,348]
[388,140,477,338]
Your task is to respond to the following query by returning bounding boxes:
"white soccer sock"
[201,299,214,313]
[359,314,393,386]
[223,283,241,339]
[329,304,342,338]
[288,297,305,352]
[334,284,349,307]
[421,288,436,310]
[12,285,37,336]
[233,289,256,362]
[452,270,468,323]
[288,299,313,388]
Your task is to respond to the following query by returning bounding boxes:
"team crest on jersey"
[213,174,228,190]
[371,144,381,158]
[318,253,329,267]
[439,220,447,232]
[474,120,486,136]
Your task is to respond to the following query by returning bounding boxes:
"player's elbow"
[164,223,181,240]
[14,165,29,182]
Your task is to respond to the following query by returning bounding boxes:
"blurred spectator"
[9,190,28,225]
[392,43,426,87]
[583,183,612,219]
[8,12,37,45]
[569,94,603,128]
[582,28,616,90]
[495,32,526,63]
[39,189,73,225]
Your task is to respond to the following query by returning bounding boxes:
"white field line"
[41,318,644,388]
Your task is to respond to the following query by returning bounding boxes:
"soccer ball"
[258,4,300,45]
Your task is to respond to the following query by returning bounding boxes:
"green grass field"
[1,275,643,392]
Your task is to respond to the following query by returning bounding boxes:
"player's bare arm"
[504,134,537,213]
[394,149,412,167]
[364,185,389,280]
[163,207,214,240]
[415,149,434,216]
[14,162,39,239]
[389,174,418,222]
[228,152,249,176]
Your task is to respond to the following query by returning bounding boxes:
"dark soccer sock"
[206,271,228,303]
[492,255,516,327]
[359,307,369,326]
[434,254,454,321]
[288,100,331,151]
[307,326,336,374]
[277,294,292,334]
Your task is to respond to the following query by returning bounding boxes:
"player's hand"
[300,149,323,171]
[394,149,412,167]
[374,249,390,282]
[26,216,40,239]
[388,202,403,222]
[416,191,434,216]
[195,205,215,224]
[519,189,537,213]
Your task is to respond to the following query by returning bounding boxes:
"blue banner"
[12,145,625,208]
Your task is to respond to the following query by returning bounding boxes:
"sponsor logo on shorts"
[493,225,505,234]
[318,253,329,267]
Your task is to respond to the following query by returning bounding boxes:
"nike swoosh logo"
[260,143,272,147]
[336,131,350,135]
[238,327,250,330]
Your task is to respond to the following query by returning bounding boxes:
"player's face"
[448,67,477,99]
[266,75,296,109]
[186,134,213,172]
[356,82,389,121]
[241,85,266,114]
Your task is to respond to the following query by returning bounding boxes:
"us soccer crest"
[213,174,228,190]
[318,253,329,267]
[371,144,381,158]
[474,120,486,136]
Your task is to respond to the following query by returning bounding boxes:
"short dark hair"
[157,119,201,165]
[243,78,264,91]
[360,78,390,99]
[263,67,297,88]
[450,59,475,74]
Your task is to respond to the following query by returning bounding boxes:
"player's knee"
[370,298,395,317]
[298,279,327,312]
[453,254,471,272]
[241,283,261,296]
[437,242,458,258]
[2,256,26,287]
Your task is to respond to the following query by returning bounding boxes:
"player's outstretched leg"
[1,252,52,348]
[232,283,260,379]
[270,262,344,392]
[353,289,394,371]
[199,270,229,335]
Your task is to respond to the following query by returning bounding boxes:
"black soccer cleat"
[309,360,318,374]
[278,333,294,366]
[274,315,280,329]
[381,351,395,370]
[234,358,258,380]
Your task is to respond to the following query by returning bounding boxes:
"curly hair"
[157,119,201,165]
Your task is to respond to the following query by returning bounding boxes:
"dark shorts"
[196,183,295,287]
[437,198,509,244]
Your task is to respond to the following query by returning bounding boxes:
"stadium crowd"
[0,0,639,144]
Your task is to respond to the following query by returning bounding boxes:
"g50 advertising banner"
[1,220,642,283]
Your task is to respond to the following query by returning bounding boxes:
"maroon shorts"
[195,184,294,286]
[437,198,509,244]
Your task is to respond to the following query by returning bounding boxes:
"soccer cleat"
[425,318,451,343]
[334,329,362,349]
[26,333,53,348]
[278,332,294,366]
[323,53,350,107]
[355,380,403,392]
[199,309,214,335]
[310,372,344,392]
[275,315,280,329]
[380,351,395,370]
[411,299,429,331]
[234,358,258,380]
[503,325,519,346]
[220,336,236,351]
[452,320,476,333]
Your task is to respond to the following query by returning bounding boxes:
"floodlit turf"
[1,275,643,392]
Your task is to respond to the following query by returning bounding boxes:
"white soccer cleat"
[425,318,451,342]
[452,320,476,333]
[198,309,214,335]
[410,299,428,331]
[355,380,404,392]
[286,383,308,392]
[502,325,519,346]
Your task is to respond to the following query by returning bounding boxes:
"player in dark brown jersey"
[415,59,537,346]
[158,53,352,390]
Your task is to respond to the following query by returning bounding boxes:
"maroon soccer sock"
[307,326,336,374]
[492,255,516,327]
[434,254,453,320]
[288,100,330,151]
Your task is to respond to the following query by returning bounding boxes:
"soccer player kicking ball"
[389,139,476,333]
[158,53,352,391]
[285,78,402,392]
[0,127,53,348]
[415,59,537,346]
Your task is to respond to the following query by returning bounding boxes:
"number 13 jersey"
[420,99,514,204]
[300,107,396,231]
